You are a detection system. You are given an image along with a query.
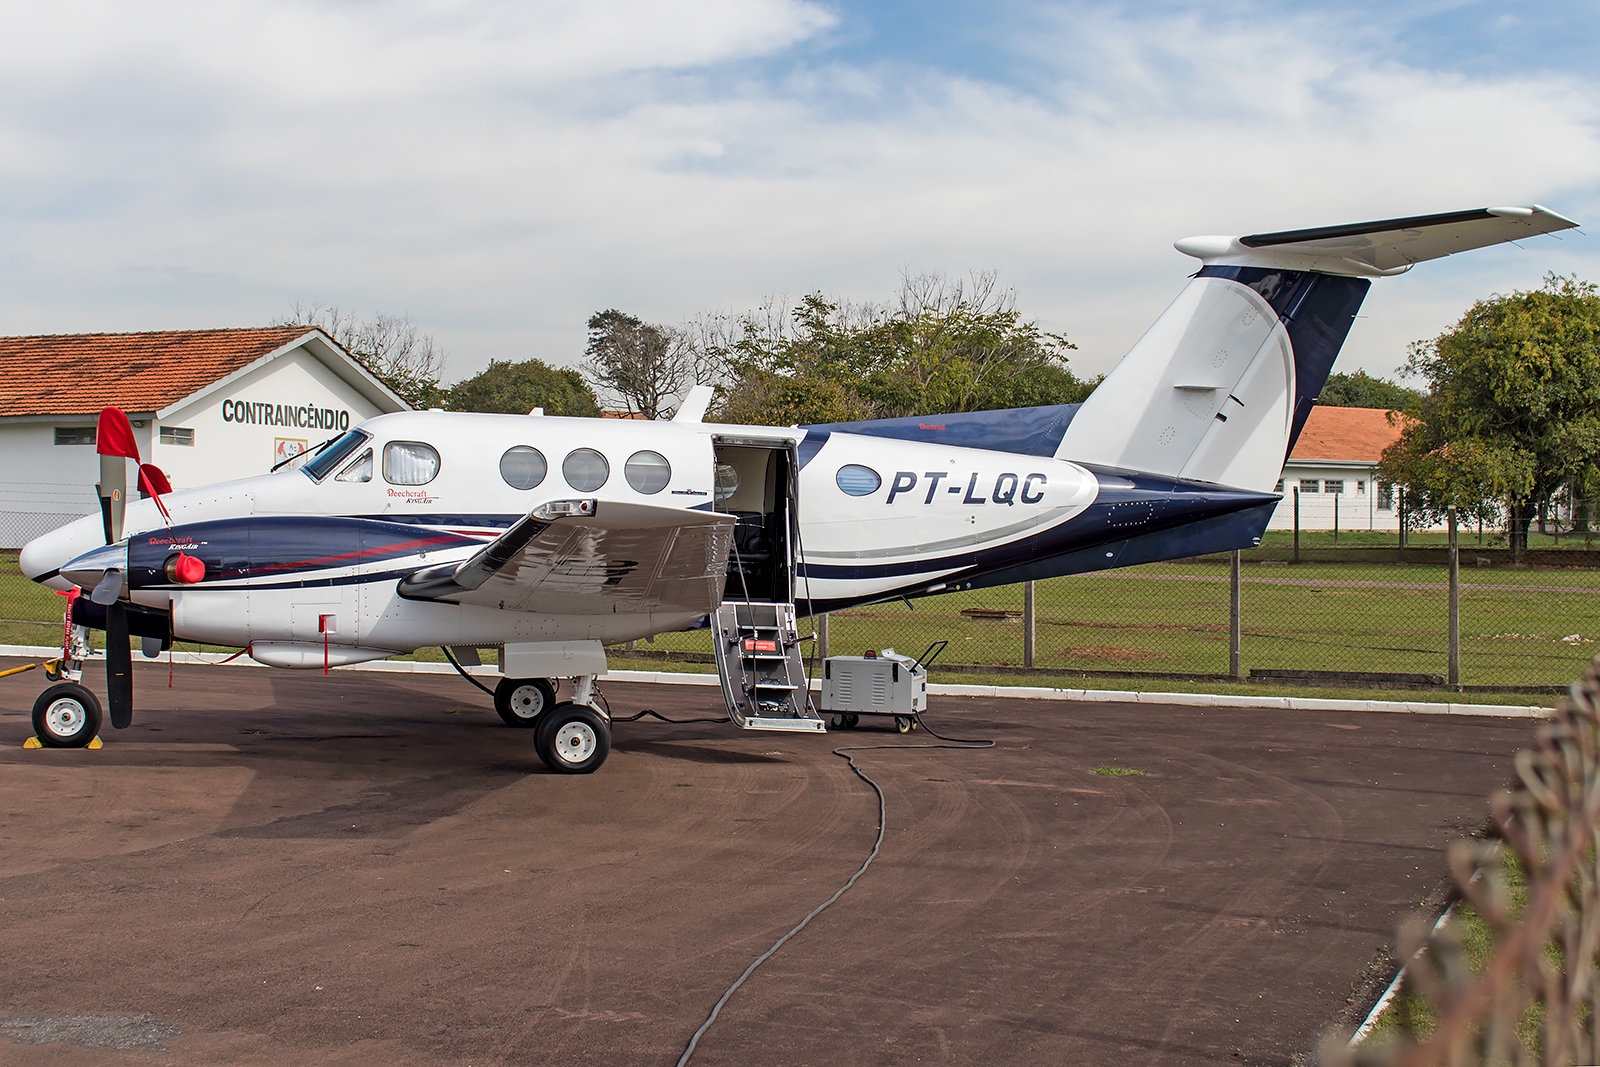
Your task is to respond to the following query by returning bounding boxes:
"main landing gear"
[494,677,556,727]
[496,674,611,774]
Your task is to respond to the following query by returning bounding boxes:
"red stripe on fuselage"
[251,533,467,574]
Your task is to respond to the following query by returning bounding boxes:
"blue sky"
[1,0,1596,386]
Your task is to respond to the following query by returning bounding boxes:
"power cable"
[675,713,993,1066]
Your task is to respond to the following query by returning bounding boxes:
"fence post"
[1448,505,1460,689]
[1398,487,1405,562]
[1292,486,1300,563]
[1333,491,1339,544]
[1230,550,1242,680]
[1023,580,1036,669]
[818,612,829,660]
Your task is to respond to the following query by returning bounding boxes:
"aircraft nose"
[60,542,129,602]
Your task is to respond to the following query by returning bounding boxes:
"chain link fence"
[7,530,1599,694]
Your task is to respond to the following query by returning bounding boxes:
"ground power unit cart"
[820,641,946,734]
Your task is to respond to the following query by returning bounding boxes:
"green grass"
[1091,766,1145,776]
[6,550,1595,693]
[1367,850,1538,1052]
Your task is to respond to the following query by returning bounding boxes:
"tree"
[583,310,716,420]
[1379,275,1600,556]
[1318,370,1423,410]
[707,272,1095,425]
[445,359,600,417]
[277,303,447,408]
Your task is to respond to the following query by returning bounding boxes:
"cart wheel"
[831,713,845,728]
[895,715,914,734]
[844,713,859,729]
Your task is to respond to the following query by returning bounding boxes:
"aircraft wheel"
[32,683,103,748]
[495,677,555,727]
[534,703,611,774]
[894,715,915,734]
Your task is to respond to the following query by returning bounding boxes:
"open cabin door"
[708,439,824,733]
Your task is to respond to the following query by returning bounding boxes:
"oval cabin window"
[499,446,548,490]
[384,441,440,485]
[562,448,610,492]
[835,465,881,496]
[624,451,671,494]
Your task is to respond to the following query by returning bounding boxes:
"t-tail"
[1055,205,1578,492]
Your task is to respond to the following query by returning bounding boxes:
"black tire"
[534,703,611,774]
[32,683,103,748]
[495,677,556,727]
[844,713,859,729]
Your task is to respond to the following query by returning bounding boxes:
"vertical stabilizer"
[1056,267,1367,492]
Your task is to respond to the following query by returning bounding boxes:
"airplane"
[17,204,1577,773]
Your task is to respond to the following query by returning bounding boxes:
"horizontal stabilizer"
[1175,205,1578,278]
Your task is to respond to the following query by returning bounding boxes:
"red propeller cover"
[138,463,173,496]
[96,408,140,461]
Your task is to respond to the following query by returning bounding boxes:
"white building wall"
[1,343,388,549]
[151,347,386,491]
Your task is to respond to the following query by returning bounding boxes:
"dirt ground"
[0,658,1531,1065]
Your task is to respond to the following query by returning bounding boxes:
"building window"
[1378,483,1394,510]
[1274,479,1284,493]
[1298,478,1319,493]
[54,427,96,446]
[159,426,194,446]
[1325,480,1344,494]
[1356,480,1366,495]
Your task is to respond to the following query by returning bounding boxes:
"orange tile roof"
[0,326,323,417]
[1289,405,1404,464]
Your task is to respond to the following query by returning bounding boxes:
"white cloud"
[0,1,1596,385]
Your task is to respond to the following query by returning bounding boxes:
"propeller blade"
[106,601,133,729]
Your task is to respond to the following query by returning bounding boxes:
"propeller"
[91,407,174,730]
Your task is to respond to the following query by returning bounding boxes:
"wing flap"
[399,501,735,617]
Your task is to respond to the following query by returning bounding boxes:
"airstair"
[710,601,826,733]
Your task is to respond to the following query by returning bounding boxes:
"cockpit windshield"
[301,430,370,483]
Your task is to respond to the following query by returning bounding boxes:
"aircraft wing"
[398,500,735,616]
[1174,204,1578,277]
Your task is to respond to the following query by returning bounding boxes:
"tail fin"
[1055,204,1577,491]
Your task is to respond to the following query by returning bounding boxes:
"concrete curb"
[0,644,1554,718]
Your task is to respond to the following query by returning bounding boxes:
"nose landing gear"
[31,683,103,748]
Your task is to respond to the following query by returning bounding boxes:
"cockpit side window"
[335,447,373,483]
[302,430,370,482]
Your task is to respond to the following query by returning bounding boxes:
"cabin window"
[499,446,547,490]
[1325,480,1344,494]
[836,465,881,497]
[54,427,96,446]
[563,448,609,491]
[159,426,194,446]
[303,429,369,482]
[1298,478,1319,493]
[335,447,373,483]
[384,441,440,485]
[624,451,671,494]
